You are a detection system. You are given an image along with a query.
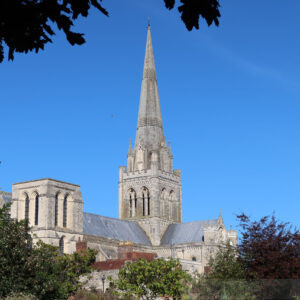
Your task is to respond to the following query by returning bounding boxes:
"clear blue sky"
[1,0,299,230]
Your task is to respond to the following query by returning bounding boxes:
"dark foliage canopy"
[163,0,221,31]
[0,204,97,299]
[237,213,300,279]
[0,0,108,62]
[0,0,221,62]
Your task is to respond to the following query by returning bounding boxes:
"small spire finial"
[147,16,150,28]
[219,208,221,217]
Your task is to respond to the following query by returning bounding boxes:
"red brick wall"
[118,244,133,259]
[76,238,87,254]
[92,252,157,271]
[92,259,127,271]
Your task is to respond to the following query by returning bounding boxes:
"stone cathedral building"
[3,26,237,273]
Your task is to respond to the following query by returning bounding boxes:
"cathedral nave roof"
[160,219,218,245]
[83,212,152,245]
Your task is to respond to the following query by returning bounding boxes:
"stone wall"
[0,191,12,208]
[80,270,118,292]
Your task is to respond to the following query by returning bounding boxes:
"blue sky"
[1,0,299,231]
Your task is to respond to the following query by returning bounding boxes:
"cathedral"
[2,26,237,274]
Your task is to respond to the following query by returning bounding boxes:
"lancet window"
[169,190,176,221]
[161,188,168,217]
[63,195,68,228]
[34,193,39,226]
[142,193,145,216]
[128,189,137,218]
[54,193,59,226]
[141,187,150,216]
[24,193,29,220]
[129,195,132,217]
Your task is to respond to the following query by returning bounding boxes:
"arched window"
[142,193,145,216]
[129,194,132,217]
[147,192,150,216]
[54,193,59,226]
[63,195,68,228]
[34,194,39,226]
[59,236,64,255]
[128,189,136,218]
[24,193,29,220]
[169,191,176,220]
[141,187,150,216]
[192,256,197,262]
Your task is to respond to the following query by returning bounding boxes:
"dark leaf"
[164,0,175,10]
[8,47,14,61]
[66,31,85,45]
[0,42,4,63]
[91,0,109,16]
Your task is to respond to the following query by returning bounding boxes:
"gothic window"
[169,191,176,220]
[24,193,29,220]
[148,193,150,216]
[128,189,136,218]
[164,201,169,218]
[192,256,197,262]
[161,189,166,216]
[141,187,150,216]
[63,195,68,228]
[142,193,145,216]
[129,194,132,217]
[54,193,59,226]
[59,236,64,255]
[34,193,39,226]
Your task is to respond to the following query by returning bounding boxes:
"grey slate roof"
[83,213,151,245]
[161,219,218,245]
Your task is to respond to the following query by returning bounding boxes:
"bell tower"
[119,26,182,246]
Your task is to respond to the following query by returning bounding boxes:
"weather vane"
[148,16,150,27]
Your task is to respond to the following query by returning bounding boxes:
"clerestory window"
[54,194,58,226]
[63,195,67,228]
[24,194,29,220]
[34,194,39,226]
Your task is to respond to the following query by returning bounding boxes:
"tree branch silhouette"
[0,0,221,63]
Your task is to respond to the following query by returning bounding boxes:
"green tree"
[0,204,98,299]
[109,257,191,300]
[207,241,244,280]
[192,242,256,300]
[0,203,33,297]
[0,0,221,62]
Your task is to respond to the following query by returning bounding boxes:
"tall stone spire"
[135,25,164,151]
[119,26,182,245]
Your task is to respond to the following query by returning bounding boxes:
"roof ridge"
[179,219,218,225]
[83,212,138,224]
